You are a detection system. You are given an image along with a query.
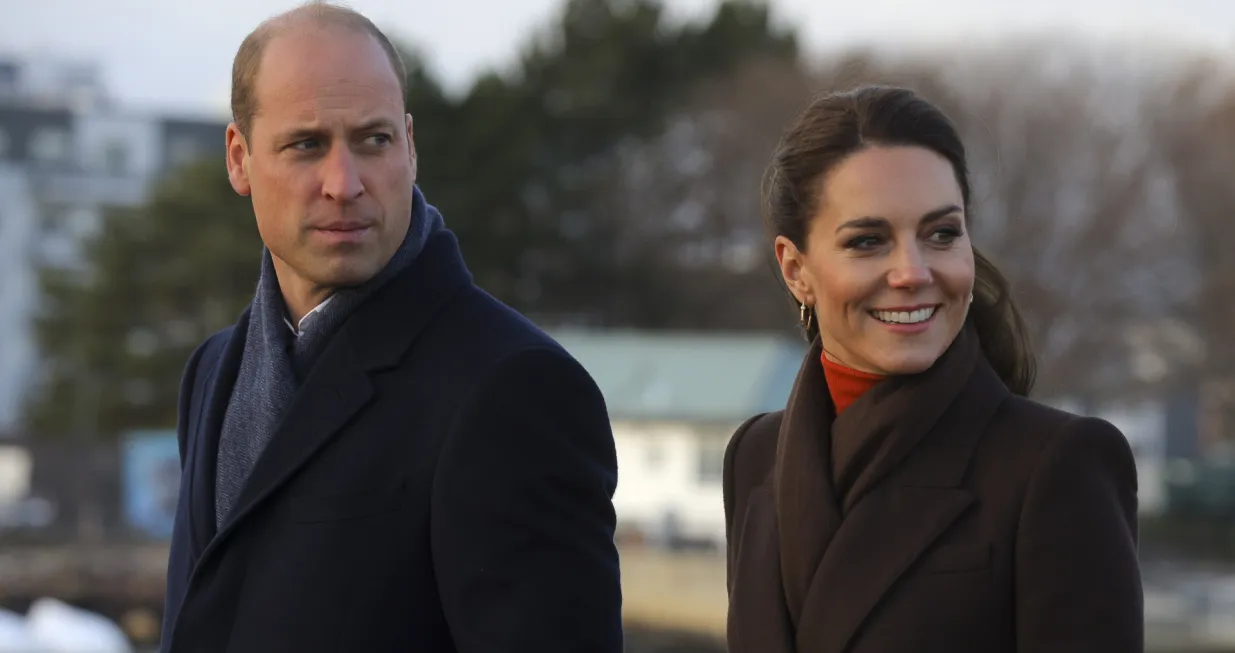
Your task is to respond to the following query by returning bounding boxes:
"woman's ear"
[774,235,812,305]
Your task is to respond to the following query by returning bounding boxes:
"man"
[159,4,624,652]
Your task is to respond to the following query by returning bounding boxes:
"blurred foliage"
[1140,460,1235,561]
[1164,461,1235,520]
[408,0,798,321]
[22,0,1235,440]
[24,160,261,438]
[21,0,800,439]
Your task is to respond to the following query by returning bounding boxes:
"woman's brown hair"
[762,85,1036,396]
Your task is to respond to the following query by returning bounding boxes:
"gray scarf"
[214,187,444,527]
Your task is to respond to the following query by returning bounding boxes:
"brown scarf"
[766,322,987,651]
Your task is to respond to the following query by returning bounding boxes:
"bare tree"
[806,40,1191,399]
[601,37,1205,403]
[1158,54,1235,447]
[602,55,818,331]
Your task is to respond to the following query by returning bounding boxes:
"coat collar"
[764,323,1008,653]
[187,228,472,560]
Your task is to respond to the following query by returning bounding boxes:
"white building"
[0,57,227,432]
[553,327,1175,553]
[550,328,806,550]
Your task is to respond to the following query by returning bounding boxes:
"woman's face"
[775,145,975,376]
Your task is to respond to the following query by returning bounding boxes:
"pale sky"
[0,0,1232,118]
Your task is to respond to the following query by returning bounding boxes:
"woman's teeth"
[871,306,936,324]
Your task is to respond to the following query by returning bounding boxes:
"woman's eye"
[928,227,962,244]
[845,234,883,250]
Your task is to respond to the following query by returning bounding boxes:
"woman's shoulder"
[722,411,783,538]
[724,412,783,494]
[992,393,1079,432]
[993,394,1128,441]
[986,394,1137,485]
[726,410,782,465]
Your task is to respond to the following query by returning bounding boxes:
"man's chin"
[311,260,384,290]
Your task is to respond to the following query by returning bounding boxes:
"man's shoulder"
[438,284,569,358]
[194,325,237,367]
[422,284,594,390]
[179,324,238,395]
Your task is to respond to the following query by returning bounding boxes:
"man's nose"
[320,147,365,202]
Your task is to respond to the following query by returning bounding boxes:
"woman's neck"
[821,353,885,415]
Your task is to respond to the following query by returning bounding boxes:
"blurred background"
[1,0,1234,650]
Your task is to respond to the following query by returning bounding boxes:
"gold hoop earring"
[799,301,813,331]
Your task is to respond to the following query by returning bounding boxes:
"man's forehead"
[256,26,400,99]
[252,103,403,142]
[282,110,401,131]
[275,78,400,111]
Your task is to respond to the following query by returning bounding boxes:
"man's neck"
[270,257,334,326]
[283,287,334,327]
[285,295,336,336]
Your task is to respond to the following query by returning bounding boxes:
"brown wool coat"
[723,325,1143,653]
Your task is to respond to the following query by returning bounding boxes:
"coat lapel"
[794,351,1009,653]
[188,313,249,557]
[210,333,375,542]
[796,484,972,653]
[773,337,843,627]
[191,229,473,563]
[830,326,978,513]
[762,323,1013,653]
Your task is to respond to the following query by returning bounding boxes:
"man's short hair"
[230,1,408,140]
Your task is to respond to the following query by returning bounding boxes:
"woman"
[722,85,1142,653]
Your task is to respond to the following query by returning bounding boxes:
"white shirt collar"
[284,295,336,337]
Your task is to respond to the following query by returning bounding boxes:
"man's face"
[225,26,415,304]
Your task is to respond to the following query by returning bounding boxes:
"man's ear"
[225,123,252,197]
[405,113,417,182]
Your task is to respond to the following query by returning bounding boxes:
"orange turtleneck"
[821,353,885,415]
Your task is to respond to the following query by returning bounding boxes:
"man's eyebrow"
[273,118,400,143]
[353,118,399,132]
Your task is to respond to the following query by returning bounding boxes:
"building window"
[39,205,71,236]
[30,128,69,163]
[102,140,128,174]
[695,440,725,485]
[168,136,202,168]
[645,441,664,471]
